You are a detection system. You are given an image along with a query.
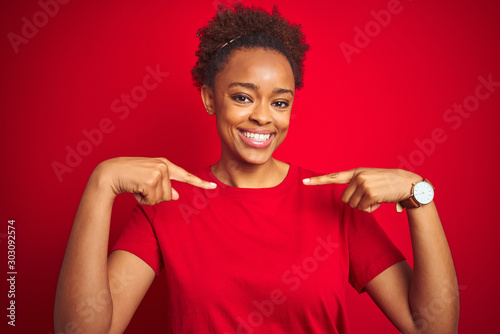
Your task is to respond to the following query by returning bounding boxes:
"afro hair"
[191,2,310,91]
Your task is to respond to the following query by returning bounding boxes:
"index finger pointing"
[168,164,217,189]
[303,170,355,186]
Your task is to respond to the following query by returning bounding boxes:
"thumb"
[303,170,355,186]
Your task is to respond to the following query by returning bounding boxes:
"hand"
[91,157,217,205]
[303,168,422,213]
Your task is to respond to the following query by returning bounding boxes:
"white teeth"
[241,131,271,142]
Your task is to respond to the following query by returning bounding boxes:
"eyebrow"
[227,82,294,97]
[272,88,294,97]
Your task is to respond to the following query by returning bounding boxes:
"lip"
[237,129,274,148]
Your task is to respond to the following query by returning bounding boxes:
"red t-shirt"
[111,164,405,333]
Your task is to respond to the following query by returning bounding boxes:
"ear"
[201,85,216,116]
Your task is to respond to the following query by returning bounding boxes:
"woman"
[54,3,459,333]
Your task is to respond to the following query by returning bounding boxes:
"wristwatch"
[396,179,435,213]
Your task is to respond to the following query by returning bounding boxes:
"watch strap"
[399,196,420,208]
[396,179,426,212]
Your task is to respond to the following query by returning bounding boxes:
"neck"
[211,156,289,188]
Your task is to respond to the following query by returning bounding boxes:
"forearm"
[54,173,116,333]
[407,201,459,334]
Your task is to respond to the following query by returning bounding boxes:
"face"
[202,48,295,166]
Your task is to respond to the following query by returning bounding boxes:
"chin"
[238,152,273,166]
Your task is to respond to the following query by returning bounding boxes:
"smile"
[237,129,275,148]
[241,131,272,141]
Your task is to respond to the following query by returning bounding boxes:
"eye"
[272,101,289,109]
[231,95,252,103]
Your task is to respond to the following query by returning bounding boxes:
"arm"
[365,201,459,334]
[405,202,459,333]
[54,167,156,334]
[54,157,217,333]
[304,168,459,334]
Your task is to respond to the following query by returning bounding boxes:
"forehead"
[215,48,295,90]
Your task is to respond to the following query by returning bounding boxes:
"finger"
[367,203,382,213]
[303,170,356,186]
[358,193,381,213]
[347,187,365,209]
[341,182,358,204]
[133,193,144,204]
[160,169,173,202]
[134,186,155,206]
[155,169,164,204]
[167,163,217,189]
[171,188,179,200]
[160,170,180,201]
[140,168,164,205]
[359,202,382,213]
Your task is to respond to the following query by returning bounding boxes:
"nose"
[249,102,272,125]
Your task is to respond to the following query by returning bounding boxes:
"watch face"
[414,181,434,205]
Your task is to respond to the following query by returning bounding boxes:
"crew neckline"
[201,163,298,197]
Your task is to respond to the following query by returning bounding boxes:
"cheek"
[222,111,244,128]
[216,109,244,136]
[219,104,249,125]
[276,114,290,132]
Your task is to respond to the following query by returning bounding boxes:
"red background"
[1,0,499,333]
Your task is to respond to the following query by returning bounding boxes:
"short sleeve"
[345,206,405,293]
[110,204,164,276]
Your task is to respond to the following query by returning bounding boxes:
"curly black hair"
[191,2,309,91]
